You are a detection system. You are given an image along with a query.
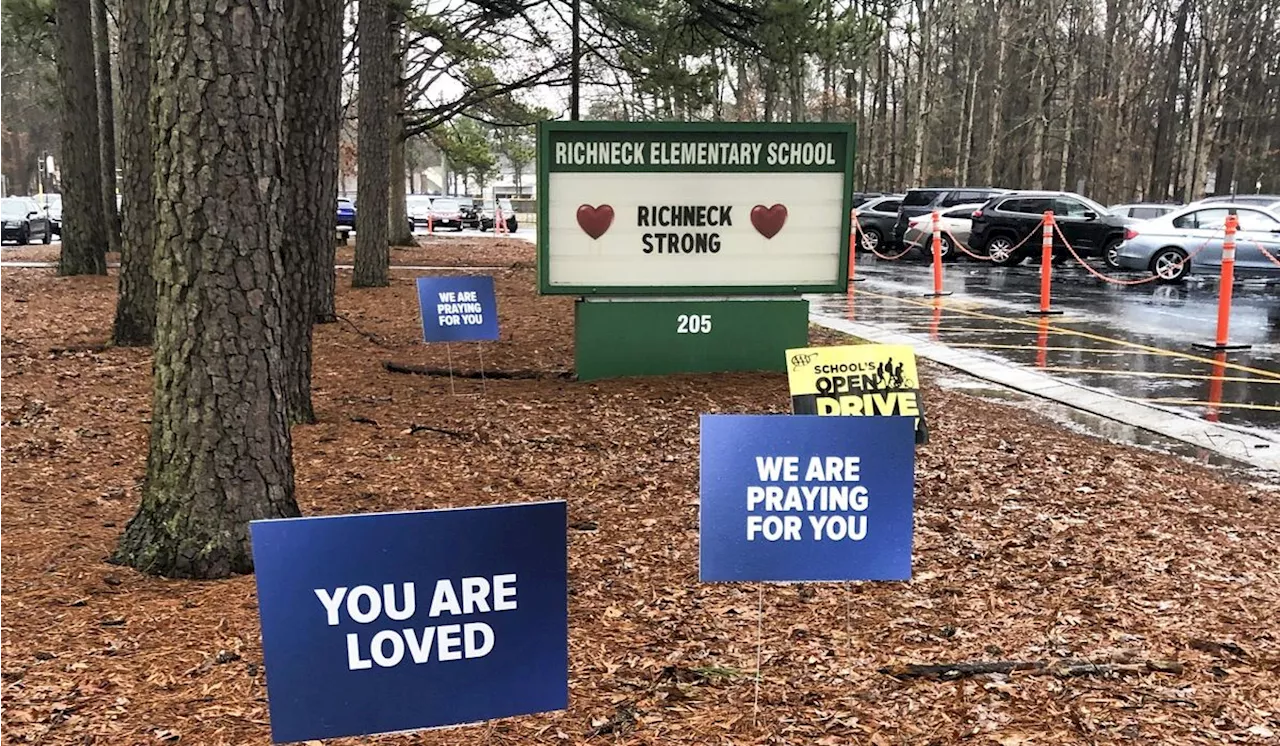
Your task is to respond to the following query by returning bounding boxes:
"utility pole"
[570,0,581,120]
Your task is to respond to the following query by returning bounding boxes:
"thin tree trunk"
[984,9,1006,186]
[281,0,342,424]
[91,0,120,254]
[112,0,154,346]
[1058,52,1079,191]
[1148,0,1190,199]
[909,0,929,186]
[387,19,414,246]
[354,0,391,287]
[114,0,298,578]
[55,0,108,275]
[1030,65,1047,190]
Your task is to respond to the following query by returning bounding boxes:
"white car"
[902,203,986,260]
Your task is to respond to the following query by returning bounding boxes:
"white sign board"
[537,123,855,295]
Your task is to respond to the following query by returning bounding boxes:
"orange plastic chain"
[1053,223,1212,286]
[1247,240,1280,269]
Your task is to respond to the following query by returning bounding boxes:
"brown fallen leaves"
[2,243,1279,745]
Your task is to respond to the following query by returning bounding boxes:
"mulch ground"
[2,239,1278,745]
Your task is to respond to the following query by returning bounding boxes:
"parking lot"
[814,256,1280,439]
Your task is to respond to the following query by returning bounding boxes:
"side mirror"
[26,211,38,218]
[1082,210,1098,220]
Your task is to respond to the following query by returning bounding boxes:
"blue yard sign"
[416,275,500,342]
[250,501,567,743]
[700,414,915,582]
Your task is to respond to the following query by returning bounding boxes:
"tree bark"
[354,0,391,287]
[91,0,120,254]
[111,0,155,346]
[387,18,414,246]
[1148,0,1190,199]
[114,0,299,578]
[281,0,342,424]
[55,0,108,276]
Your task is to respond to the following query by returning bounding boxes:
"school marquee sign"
[537,122,856,296]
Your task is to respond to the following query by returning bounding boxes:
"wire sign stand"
[415,275,500,398]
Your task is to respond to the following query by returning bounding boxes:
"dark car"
[892,187,1007,247]
[478,198,518,232]
[853,194,903,253]
[336,198,356,240]
[851,192,887,208]
[969,191,1132,267]
[36,193,62,236]
[2,197,53,245]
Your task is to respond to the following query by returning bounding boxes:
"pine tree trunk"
[387,20,414,246]
[112,0,155,346]
[281,0,342,424]
[354,0,391,287]
[55,0,108,276]
[91,0,120,254]
[113,0,298,579]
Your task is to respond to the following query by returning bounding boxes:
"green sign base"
[574,297,809,381]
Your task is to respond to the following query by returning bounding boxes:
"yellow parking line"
[1135,398,1280,412]
[1039,367,1280,384]
[900,326,1047,335]
[944,343,1140,355]
[854,289,1280,381]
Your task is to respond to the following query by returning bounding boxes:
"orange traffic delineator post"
[1027,211,1063,315]
[848,209,866,283]
[922,210,952,298]
[428,211,434,234]
[1193,213,1250,351]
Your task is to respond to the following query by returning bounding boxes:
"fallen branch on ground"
[383,361,573,380]
[881,658,1185,680]
[405,423,475,440]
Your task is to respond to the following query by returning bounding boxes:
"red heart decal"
[751,204,788,239]
[576,204,614,239]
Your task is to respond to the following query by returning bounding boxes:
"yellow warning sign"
[785,344,929,444]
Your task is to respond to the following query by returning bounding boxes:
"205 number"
[677,314,713,334]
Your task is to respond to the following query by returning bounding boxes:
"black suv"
[969,191,1132,267]
[892,187,1007,247]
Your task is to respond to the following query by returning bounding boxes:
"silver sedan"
[1114,203,1280,283]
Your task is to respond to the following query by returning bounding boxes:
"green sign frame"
[536,121,856,296]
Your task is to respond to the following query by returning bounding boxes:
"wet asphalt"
[810,253,1280,437]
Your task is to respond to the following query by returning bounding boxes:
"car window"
[942,206,976,219]
[1054,197,1094,217]
[902,190,943,207]
[948,190,991,205]
[1000,198,1051,215]
[432,199,462,211]
[1131,207,1168,219]
[337,199,353,208]
[1233,210,1280,231]
[1,199,27,218]
[875,199,902,213]
[1172,208,1229,230]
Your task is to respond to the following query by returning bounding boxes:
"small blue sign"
[700,415,915,582]
[250,501,567,743]
[415,275,500,342]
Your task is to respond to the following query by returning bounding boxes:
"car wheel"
[1150,247,1189,284]
[43,225,52,244]
[986,235,1020,266]
[19,226,30,245]
[1103,239,1124,269]
[936,235,954,261]
[860,227,882,253]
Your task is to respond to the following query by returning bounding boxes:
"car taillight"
[971,209,982,219]
[1124,227,1138,240]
